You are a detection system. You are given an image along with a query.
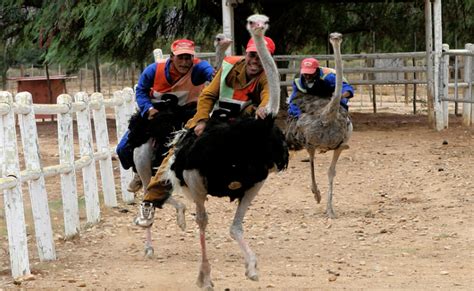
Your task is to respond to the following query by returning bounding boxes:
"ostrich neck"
[252,33,280,116]
[215,49,226,70]
[321,40,343,120]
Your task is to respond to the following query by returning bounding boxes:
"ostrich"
[213,33,232,70]
[131,35,238,257]
[128,96,189,257]
[165,14,288,289]
[286,32,352,218]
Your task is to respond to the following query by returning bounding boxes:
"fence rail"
[275,46,472,126]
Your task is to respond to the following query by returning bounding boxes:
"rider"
[287,57,354,119]
[134,36,277,227]
[116,39,214,192]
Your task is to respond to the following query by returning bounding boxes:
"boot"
[127,173,142,193]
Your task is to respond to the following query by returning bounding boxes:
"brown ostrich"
[286,32,352,218]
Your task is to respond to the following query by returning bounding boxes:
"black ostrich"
[164,14,288,289]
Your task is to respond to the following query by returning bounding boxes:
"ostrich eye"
[249,21,254,25]
[216,37,221,41]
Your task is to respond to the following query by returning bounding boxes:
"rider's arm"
[287,80,302,118]
[135,63,157,117]
[324,73,354,98]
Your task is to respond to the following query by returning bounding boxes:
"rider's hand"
[194,120,207,136]
[147,108,159,120]
[256,107,267,119]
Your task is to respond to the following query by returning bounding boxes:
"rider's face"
[302,72,317,83]
[245,51,264,79]
[171,54,194,74]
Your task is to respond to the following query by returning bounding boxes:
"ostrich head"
[329,32,342,47]
[214,33,233,53]
[246,14,269,37]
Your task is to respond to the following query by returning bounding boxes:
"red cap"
[300,58,319,74]
[171,39,195,56]
[246,36,276,55]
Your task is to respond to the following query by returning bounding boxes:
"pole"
[222,0,235,55]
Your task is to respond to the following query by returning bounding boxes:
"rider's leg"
[134,148,174,228]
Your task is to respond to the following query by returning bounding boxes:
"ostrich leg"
[195,199,213,290]
[134,141,155,257]
[326,148,343,218]
[307,148,321,203]
[134,140,153,190]
[134,139,186,258]
[230,181,264,281]
[182,170,213,289]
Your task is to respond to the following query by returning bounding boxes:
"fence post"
[441,44,450,128]
[433,0,445,130]
[113,90,134,203]
[57,94,80,238]
[90,92,117,207]
[0,91,30,278]
[463,43,473,126]
[74,92,101,223]
[122,87,137,115]
[153,49,163,62]
[15,92,56,261]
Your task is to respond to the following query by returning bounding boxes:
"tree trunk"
[45,63,53,103]
[95,55,101,92]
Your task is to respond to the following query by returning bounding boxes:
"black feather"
[171,114,289,202]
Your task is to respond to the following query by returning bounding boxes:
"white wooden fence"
[0,88,136,278]
[440,44,474,127]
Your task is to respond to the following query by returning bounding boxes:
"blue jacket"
[288,67,354,118]
[136,59,214,117]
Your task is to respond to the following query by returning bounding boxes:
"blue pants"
[116,131,134,170]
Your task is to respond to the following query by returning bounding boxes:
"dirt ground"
[0,112,473,290]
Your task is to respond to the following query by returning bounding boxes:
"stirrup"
[133,202,155,228]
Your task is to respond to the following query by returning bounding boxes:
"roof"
[8,75,77,81]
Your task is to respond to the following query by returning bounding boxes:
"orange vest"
[150,59,205,106]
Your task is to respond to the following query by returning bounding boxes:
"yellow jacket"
[185,58,270,128]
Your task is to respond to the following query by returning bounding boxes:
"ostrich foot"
[175,204,186,231]
[144,246,154,258]
[312,187,321,204]
[245,260,259,281]
[196,270,214,290]
[326,207,336,219]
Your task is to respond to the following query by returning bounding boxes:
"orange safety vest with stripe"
[150,59,205,106]
[218,56,261,109]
